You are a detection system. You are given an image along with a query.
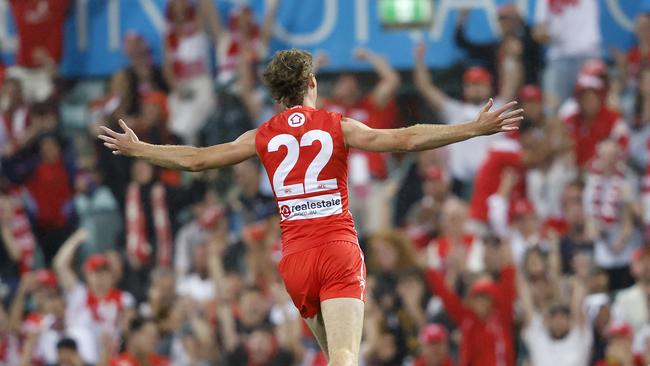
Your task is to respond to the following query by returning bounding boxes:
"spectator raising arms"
[425,240,516,366]
[413,42,522,197]
[53,229,136,364]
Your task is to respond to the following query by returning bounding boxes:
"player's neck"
[301,95,317,109]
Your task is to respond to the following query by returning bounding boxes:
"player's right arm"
[98,120,257,171]
[342,99,523,153]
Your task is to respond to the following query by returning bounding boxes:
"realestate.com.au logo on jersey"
[279,193,343,221]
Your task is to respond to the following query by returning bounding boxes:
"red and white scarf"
[6,187,36,273]
[126,183,172,267]
[584,159,627,225]
[0,107,29,144]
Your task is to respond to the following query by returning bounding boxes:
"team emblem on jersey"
[288,112,305,127]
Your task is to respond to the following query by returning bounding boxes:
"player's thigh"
[320,297,364,364]
[304,312,329,358]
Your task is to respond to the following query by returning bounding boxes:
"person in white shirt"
[520,276,593,366]
[534,0,602,112]
[613,246,650,332]
[53,229,136,364]
[413,42,522,197]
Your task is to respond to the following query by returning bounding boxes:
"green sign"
[379,0,433,28]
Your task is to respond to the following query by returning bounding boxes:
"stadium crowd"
[1,0,650,365]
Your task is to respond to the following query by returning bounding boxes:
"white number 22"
[267,130,338,198]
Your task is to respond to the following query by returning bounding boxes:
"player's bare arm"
[98,119,257,171]
[342,98,523,153]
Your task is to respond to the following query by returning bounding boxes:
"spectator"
[121,32,169,115]
[595,322,640,366]
[7,0,71,102]
[321,47,401,234]
[424,198,484,277]
[533,0,602,112]
[413,42,521,197]
[0,78,33,154]
[2,134,76,265]
[52,337,89,366]
[212,0,282,85]
[520,276,592,366]
[174,242,215,304]
[564,75,630,168]
[411,323,454,366]
[53,230,136,364]
[629,67,650,174]
[455,4,542,85]
[471,119,549,230]
[394,149,447,227]
[558,182,595,274]
[9,270,66,365]
[612,246,650,332]
[102,317,169,366]
[425,242,516,366]
[0,180,38,278]
[583,140,640,290]
[614,12,650,87]
[163,0,217,145]
[404,165,452,249]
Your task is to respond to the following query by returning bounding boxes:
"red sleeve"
[495,265,516,321]
[425,269,469,325]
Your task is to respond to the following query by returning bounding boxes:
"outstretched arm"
[342,99,523,153]
[99,120,257,171]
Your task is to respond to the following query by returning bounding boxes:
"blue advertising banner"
[0,0,647,77]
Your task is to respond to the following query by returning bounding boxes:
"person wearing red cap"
[414,42,523,197]
[612,246,650,333]
[413,323,454,366]
[455,5,543,85]
[583,139,639,291]
[564,74,630,168]
[425,242,516,366]
[595,321,644,366]
[53,229,135,364]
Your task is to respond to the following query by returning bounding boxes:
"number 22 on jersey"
[267,130,338,198]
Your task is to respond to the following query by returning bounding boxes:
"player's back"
[255,106,358,255]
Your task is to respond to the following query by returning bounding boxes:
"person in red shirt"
[425,243,516,366]
[8,0,71,102]
[99,49,523,366]
[469,118,542,225]
[564,75,629,168]
[106,317,169,366]
[9,0,70,68]
[413,323,455,366]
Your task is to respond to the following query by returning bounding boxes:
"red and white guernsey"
[256,106,358,255]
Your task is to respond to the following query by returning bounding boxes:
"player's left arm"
[99,120,257,171]
[342,99,523,153]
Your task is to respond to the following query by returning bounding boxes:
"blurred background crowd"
[1,0,650,365]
